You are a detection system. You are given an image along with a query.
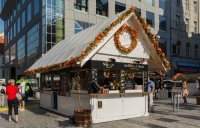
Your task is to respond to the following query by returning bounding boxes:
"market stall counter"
[39,90,149,123]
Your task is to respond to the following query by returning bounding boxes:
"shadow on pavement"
[57,120,75,128]
[0,113,8,121]
[127,119,168,128]
[156,118,178,122]
[176,114,200,121]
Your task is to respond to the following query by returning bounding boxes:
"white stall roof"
[28,13,121,71]
[26,7,170,74]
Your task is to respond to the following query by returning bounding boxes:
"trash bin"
[53,91,58,109]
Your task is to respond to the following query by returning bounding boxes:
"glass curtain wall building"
[0,0,66,80]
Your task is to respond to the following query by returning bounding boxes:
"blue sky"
[0,19,3,32]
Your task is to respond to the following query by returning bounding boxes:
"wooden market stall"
[26,7,170,124]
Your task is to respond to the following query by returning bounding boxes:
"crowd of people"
[0,77,32,123]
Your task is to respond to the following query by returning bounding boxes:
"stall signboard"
[85,60,148,71]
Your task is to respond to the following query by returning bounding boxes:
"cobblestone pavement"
[0,97,200,128]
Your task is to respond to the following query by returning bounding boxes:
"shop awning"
[26,7,170,74]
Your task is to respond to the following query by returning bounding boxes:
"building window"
[146,0,155,6]
[176,15,180,28]
[22,11,25,28]
[176,0,181,7]
[194,44,198,58]
[136,8,141,16]
[10,14,12,25]
[17,17,20,33]
[159,16,166,31]
[34,0,40,15]
[194,1,198,14]
[159,38,167,54]
[13,23,16,38]
[14,9,16,18]
[10,44,16,62]
[17,36,25,64]
[186,43,190,57]
[185,18,189,32]
[194,21,198,34]
[146,11,155,28]
[96,0,108,17]
[185,0,189,10]
[74,0,88,12]
[159,0,166,10]
[7,32,9,44]
[27,2,32,22]
[4,34,8,46]
[115,1,126,14]
[4,20,7,31]
[173,41,181,56]
[17,3,21,12]
[10,27,12,41]
[5,49,9,64]
[44,0,65,52]
[22,0,25,4]
[27,23,39,62]
[74,20,94,33]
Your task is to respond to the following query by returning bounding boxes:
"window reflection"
[74,0,88,12]
[96,0,108,17]
[115,1,126,14]
[34,0,40,15]
[44,0,65,51]
[5,49,9,64]
[17,36,25,65]
[146,11,154,28]
[159,0,166,10]
[10,44,16,62]
[159,16,166,31]
[22,11,26,28]
[27,23,39,62]
[74,20,94,33]
[27,2,32,22]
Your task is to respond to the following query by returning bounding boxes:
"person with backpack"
[0,82,6,107]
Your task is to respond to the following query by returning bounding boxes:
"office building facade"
[0,0,199,80]
[0,33,4,79]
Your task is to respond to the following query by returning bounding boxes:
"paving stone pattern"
[0,97,200,128]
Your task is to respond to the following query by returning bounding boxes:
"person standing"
[147,77,155,112]
[182,81,189,105]
[18,77,26,110]
[6,79,19,122]
[0,82,6,107]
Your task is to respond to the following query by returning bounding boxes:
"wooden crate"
[196,96,200,105]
